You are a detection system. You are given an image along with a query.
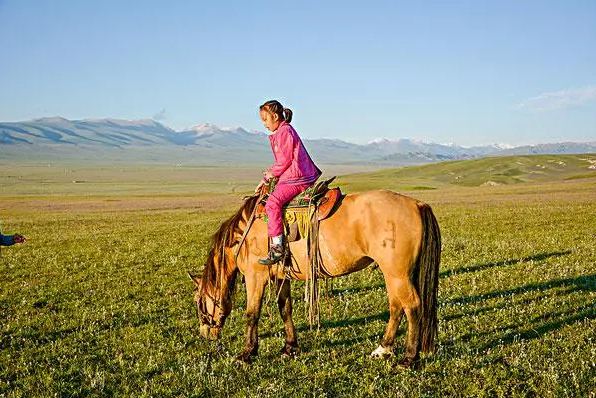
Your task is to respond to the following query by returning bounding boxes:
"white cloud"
[514,84,596,111]
[153,108,167,121]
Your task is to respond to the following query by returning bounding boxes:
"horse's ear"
[187,271,202,289]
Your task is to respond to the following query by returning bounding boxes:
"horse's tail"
[415,202,441,354]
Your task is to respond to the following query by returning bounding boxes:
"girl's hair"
[259,100,293,123]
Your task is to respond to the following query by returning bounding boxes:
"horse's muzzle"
[200,324,221,340]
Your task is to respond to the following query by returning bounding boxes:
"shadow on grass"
[478,305,596,351]
[252,253,583,354]
[440,250,572,279]
[448,273,595,351]
[443,273,595,307]
[312,332,382,350]
[443,284,580,322]
[260,311,391,339]
[0,305,174,352]
[458,302,596,353]
[271,312,401,352]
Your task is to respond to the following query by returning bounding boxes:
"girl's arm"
[0,233,15,246]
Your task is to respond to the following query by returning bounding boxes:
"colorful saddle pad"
[256,187,342,222]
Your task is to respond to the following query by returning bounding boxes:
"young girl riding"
[255,100,321,265]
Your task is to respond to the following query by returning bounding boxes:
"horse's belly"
[286,229,372,279]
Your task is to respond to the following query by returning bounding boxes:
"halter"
[198,295,224,328]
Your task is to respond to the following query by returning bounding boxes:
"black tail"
[415,202,441,353]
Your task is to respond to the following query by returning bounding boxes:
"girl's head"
[259,100,293,132]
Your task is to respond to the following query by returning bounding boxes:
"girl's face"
[260,110,281,132]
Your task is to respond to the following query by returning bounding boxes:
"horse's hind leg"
[276,278,298,357]
[371,276,405,359]
[400,304,421,368]
[388,276,422,368]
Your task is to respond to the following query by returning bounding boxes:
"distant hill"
[337,154,596,190]
[1,117,595,165]
[497,142,596,156]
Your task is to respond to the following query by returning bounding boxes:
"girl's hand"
[254,180,265,193]
[13,234,26,244]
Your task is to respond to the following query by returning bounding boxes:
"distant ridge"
[338,154,596,189]
[1,117,594,165]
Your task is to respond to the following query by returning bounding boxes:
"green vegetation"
[1,154,595,397]
[338,154,596,190]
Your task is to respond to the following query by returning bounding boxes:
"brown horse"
[189,189,441,367]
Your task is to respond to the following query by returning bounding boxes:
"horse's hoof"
[370,345,393,359]
[397,356,420,370]
[280,345,299,358]
[235,351,254,364]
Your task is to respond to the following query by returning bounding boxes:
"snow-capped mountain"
[1,117,594,164]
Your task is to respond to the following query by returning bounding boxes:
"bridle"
[198,294,225,329]
[197,244,230,329]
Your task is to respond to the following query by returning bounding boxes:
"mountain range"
[1,117,595,165]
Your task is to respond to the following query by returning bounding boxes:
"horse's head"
[188,197,256,341]
[188,271,232,340]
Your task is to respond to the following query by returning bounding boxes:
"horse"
[189,189,441,367]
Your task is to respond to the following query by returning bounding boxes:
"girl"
[255,100,321,265]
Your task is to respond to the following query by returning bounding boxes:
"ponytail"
[260,100,293,123]
[283,108,293,123]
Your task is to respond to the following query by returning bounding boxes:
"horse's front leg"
[236,271,267,363]
[276,278,298,358]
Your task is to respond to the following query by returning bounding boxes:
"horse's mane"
[200,195,260,299]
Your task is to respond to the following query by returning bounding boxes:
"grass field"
[1,155,595,397]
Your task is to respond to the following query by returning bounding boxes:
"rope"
[305,200,324,328]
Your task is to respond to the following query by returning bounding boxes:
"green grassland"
[338,154,596,190]
[1,155,595,397]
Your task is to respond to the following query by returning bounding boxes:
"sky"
[1,0,595,146]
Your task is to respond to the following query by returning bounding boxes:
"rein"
[234,193,261,265]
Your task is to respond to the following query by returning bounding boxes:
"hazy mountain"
[365,138,511,160]
[1,117,594,165]
[0,117,176,146]
[496,142,596,156]
[168,123,268,147]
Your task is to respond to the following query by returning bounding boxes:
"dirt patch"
[481,181,501,187]
[0,194,244,214]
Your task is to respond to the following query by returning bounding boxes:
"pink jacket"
[268,121,321,185]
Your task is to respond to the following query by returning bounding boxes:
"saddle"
[256,177,342,242]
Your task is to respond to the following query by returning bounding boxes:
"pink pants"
[266,182,311,237]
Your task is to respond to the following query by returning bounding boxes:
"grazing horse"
[189,189,441,367]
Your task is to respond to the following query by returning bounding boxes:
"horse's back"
[329,189,424,231]
[313,189,425,277]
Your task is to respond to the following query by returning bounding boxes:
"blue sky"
[1,0,594,146]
